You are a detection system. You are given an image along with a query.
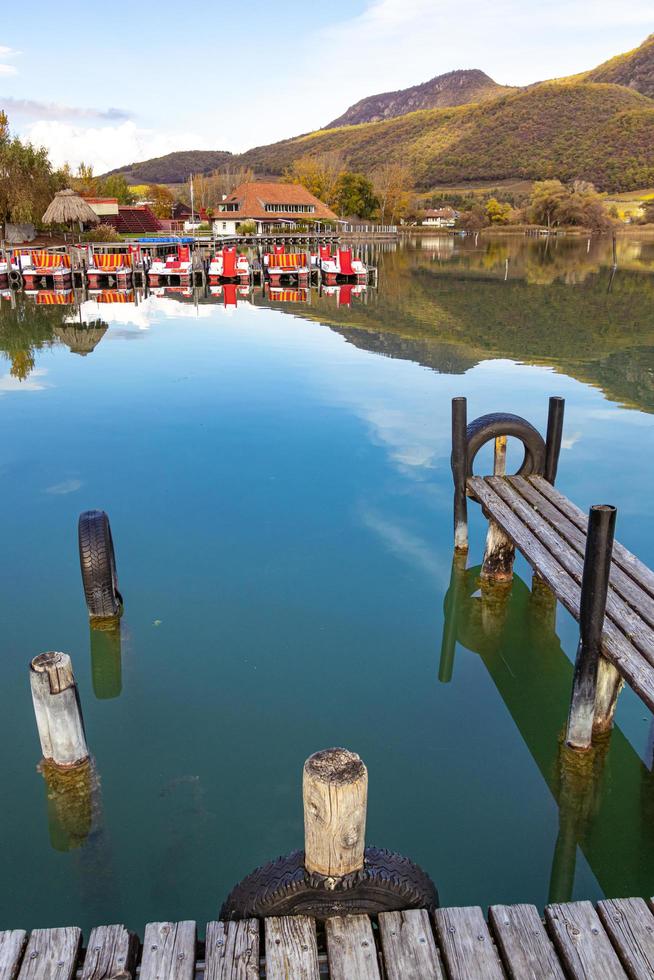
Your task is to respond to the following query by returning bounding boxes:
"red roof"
[82,197,118,204]
[214,181,338,221]
[104,206,162,234]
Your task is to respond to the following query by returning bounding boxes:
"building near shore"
[212,181,339,234]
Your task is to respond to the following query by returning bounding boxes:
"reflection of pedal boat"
[320,246,367,284]
[27,289,75,305]
[209,247,250,284]
[266,285,309,303]
[88,289,133,303]
[209,283,250,307]
[321,283,365,307]
[0,255,21,286]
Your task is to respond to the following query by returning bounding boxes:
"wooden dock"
[4,898,654,978]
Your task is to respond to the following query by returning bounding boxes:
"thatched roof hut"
[42,189,100,228]
[55,324,108,356]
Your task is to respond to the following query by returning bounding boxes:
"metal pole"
[566,504,617,750]
[545,396,565,485]
[451,397,468,552]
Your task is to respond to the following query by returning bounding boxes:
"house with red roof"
[212,181,339,234]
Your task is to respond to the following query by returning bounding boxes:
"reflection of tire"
[78,511,122,618]
[9,270,22,289]
[220,847,438,920]
[466,412,546,477]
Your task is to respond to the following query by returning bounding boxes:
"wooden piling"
[303,748,367,881]
[451,397,469,553]
[30,653,89,768]
[545,397,565,485]
[566,505,617,750]
[481,435,515,583]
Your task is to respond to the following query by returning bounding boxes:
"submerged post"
[481,435,515,583]
[545,396,565,485]
[30,652,89,768]
[303,747,368,882]
[566,505,616,750]
[451,397,468,552]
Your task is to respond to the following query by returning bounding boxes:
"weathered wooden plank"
[80,926,138,980]
[467,477,654,710]
[140,922,196,980]
[531,477,654,599]
[507,476,654,640]
[378,910,444,980]
[510,476,654,637]
[545,901,628,979]
[488,904,565,980]
[433,906,505,979]
[17,929,81,980]
[264,916,319,980]
[325,915,381,980]
[0,932,27,980]
[489,477,654,669]
[598,898,654,979]
[205,920,259,980]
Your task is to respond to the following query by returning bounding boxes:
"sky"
[1,0,652,174]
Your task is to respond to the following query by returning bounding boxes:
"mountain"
[583,33,654,98]
[104,149,233,185]
[325,69,514,128]
[103,35,654,193]
[237,82,654,192]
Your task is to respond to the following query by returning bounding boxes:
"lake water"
[1,234,654,935]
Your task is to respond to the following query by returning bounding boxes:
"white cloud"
[0,43,20,75]
[5,97,130,122]
[0,367,48,394]
[23,119,213,174]
[0,64,16,75]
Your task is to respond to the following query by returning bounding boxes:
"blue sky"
[1,0,652,173]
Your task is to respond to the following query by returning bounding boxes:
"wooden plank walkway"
[6,898,654,978]
[467,474,654,711]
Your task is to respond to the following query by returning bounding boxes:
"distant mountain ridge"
[325,69,514,128]
[102,34,654,192]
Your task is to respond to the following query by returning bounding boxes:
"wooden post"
[545,396,565,485]
[451,397,468,552]
[566,505,617,750]
[481,435,515,582]
[303,748,367,883]
[30,652,89,768]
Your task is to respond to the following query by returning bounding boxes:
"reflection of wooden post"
[303,748,367,883]
[439,552,468,683]
[481,436,515,583]
[90,622,122,700]
[40,759,92,852]
[30,653,89,767]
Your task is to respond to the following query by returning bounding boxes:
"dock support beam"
[303,748,367,884]
[451,397,468,552]
[481,435,515,583]
[30,652,89,768]
[545,396,565,485]
[566,505,617,750]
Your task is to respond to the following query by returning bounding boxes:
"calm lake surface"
[2,234,654,934]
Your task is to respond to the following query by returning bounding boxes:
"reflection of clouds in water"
[45,479,82,495]
[66,295,217,331]
[0,368,48,394]
[360,505,449,586]
[562,432,582,450]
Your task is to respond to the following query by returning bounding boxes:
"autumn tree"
[528,179,612,231]
[146,183,175,218]
[371,162,413,225]
[284,152,344,208]
[0,112,59,232]
[485,197,513,225]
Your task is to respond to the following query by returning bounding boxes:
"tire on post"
[9,269,23,289]
[220,847,438,920]
[465,412,546,478]
[78,510,122,619]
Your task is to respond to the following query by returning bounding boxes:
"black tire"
[220,847,438,920]
[9,270,23,289]
[78,510,122,618]
[465,412,546,477]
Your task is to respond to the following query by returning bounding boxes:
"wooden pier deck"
[467,474,654,713]
[5,898,654,979]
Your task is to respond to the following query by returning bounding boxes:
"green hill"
[104,149,233,184]
[584,33,654,98]
[238,82,654,192]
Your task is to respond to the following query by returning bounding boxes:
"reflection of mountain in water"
[301,239,654,412]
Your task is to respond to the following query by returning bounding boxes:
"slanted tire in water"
[78,510,122,618]
[465,412,546,478]
[220,847,438,920]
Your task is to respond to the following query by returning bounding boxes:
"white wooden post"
[303,747,368,882]
[30,652,89,767]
